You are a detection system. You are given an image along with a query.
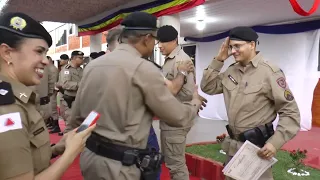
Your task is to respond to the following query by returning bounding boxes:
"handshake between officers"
[62,12,206,180]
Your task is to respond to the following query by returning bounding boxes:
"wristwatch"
[178,71,187,76]
[178,71,188,84]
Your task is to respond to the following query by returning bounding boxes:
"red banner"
[289,0,320,16]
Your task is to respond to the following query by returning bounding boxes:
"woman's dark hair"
[0,29,25,49]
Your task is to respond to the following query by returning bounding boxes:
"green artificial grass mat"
[186,144,320,180]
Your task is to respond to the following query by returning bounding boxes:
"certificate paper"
[222,141,278,180]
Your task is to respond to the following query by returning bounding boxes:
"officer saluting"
[67,12,203,180]
[200,27,300,179]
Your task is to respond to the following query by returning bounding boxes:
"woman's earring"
[7,61,12,65]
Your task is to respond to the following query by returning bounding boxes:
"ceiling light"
[184,17,218,23]
[196,20,206,31]
[196,5,206,20]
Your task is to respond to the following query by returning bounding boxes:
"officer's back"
[78,42,199,148]
[69,12,202,180]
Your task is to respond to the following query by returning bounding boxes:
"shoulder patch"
[0,81,15,105]
[0,112,23,133]
[263,60,280,73]
[65,64,71,69]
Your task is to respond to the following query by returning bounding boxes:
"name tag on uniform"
[228,75,238,85]
[33,127,45,136]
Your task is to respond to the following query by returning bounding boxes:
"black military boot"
[49,120,61,134]
[46,117,53,129]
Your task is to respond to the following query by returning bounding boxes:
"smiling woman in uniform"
[0,12,95,180]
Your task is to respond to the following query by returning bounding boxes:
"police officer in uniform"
[47,56,61,133]
[53,54,69,131]
[0,12,95,180]
[58,50,84,136]
[66,12,203,180]
[156,25,196,180]
[104,27,195,180]
[58,54,69,70]
[29,59,55,124]
[200,26,300,179]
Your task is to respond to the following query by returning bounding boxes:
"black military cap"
[60,54,69,60]
[98,51,105,56]
[121,12,157,30]
[90,52,98,59]
[229,26,258,42]
[71,50,84,56]
[0,12,52,47]
[157,25,178,43]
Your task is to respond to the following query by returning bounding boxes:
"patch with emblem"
[33,127,45,136]
[64,71,69,75]
[276,77,286,89]
[10,16,27,31]
[0,112,22,133]
[228,75,238,85]
[0,89,8,95]
[284,90,294,101]
[0,81,15,105]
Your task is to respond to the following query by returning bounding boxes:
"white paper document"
[222,140,278,180]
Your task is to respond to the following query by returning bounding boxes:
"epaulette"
[228,62,237,67]
[0,80,15,105]
[262,60,280,73]
[65,64,71,69]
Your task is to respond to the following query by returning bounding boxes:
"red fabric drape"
[289,0,320,16]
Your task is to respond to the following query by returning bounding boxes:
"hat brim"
[229,37,256,42]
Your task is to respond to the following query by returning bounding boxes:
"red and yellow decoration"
[78,0,205,36]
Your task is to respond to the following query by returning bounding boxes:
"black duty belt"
[86,132,146,166]
[40,96,50,105]
[226,122,274,148]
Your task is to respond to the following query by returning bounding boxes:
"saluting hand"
[257,142,276,160]
[64,124,96,158]
[216,37,231,62]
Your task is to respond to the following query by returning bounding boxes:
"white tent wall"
[195,29,320,131]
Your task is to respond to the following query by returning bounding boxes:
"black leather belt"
[226,122,274,148]
[40,96,50,105]
[86,132,146,165]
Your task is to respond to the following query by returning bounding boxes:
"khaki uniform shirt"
[160,46,195,130]
[60,64,83,96]
[29,66,54,109]
[200,52,300,154]
[56,64,67,88]
[48,63,59,84]
[0,74,51,179]
[29,66,54,97]
[67,44,200,149]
